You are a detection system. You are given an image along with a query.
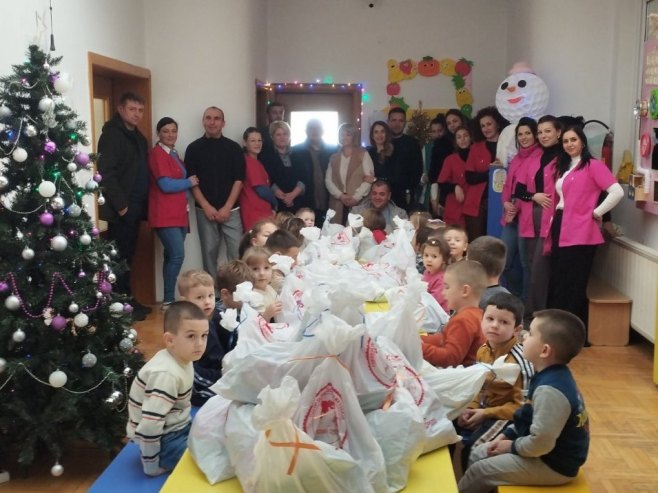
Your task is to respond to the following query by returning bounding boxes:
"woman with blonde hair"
[325,123,375,224]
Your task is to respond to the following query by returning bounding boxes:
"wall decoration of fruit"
[385,56,474,117]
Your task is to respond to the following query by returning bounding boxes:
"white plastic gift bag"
[187,394,234,484]
[248,376,373,493]
[293,319,388,493]
[365,387,425,492]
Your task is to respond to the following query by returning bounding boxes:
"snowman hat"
[508,62,535,75]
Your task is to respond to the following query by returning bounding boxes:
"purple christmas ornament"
[51,315,67,331]
[99,281,112,294]
[0,281,9,293]
[39,212,55,226]
[78,269,86,279]
[74,152,90,166]
[91,227,100,236]
[44,140,57,154]
[93,173,102,183]
[123,303,133,314]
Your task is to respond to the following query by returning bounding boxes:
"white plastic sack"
[224,401,259,492]
[248,376,373,493]
[187,394,234,484]
[419,357,520,421]
[365,387,425,492]
[293,320,388,493]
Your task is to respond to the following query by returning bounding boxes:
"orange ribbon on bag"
[265,428,321,475]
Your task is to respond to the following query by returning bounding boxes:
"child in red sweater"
[362,207,387,244]
[421,260,486,367]
[421,237,451,312]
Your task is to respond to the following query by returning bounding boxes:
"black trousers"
[548,210,597,326]
[106,202,145,297]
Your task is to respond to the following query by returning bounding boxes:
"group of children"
[127,208,590,492]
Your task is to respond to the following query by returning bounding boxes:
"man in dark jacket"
[291,119,337,222]
[97,92,151,320]
[388,107,423,212]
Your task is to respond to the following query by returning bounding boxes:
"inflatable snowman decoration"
[495,62,549,166]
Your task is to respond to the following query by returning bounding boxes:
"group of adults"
[98,92,622,329]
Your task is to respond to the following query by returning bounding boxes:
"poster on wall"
[638,36,658,215]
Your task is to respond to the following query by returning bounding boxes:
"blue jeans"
[159,422,191,470]
[500,222,529,300]
[156,227,187,303]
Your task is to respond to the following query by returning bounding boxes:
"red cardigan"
[147,144,190,228]
[463,141,494,217]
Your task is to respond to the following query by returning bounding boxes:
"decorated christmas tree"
[0,45,144,475]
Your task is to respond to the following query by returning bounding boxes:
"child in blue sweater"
[458,309,589,493]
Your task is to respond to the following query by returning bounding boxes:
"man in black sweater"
[185,107,245,275]
[387,107,423,211]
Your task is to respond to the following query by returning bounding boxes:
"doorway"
[88,52,155,305]
[255,82,363,142]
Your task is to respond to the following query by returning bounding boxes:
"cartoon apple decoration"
[399,59,414,75]
[455,58,473,76]
[418,56,440,77]
[386,82,401,96]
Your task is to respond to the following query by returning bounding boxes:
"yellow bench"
[162,446,457,492]
[586,276,631,346]
[497,470,589,492]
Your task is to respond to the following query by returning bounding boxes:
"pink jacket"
[500,144,542,230]
[547,158,616,248]
[463,141,493,217]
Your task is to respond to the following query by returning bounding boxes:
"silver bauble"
[104,390,124,408]
[81,352,97,368]
[107,272,117,283]
[119,338,134,352]
[38,97,54,112]
[12,328,26,342]
[85,180,98,191]
[24,124,37,137]
[67,204,82,217]
[50,196,65,210]
[0,357,6,373]
[97,195,106,206]
[68,302,79,313]
[123,366,134,378]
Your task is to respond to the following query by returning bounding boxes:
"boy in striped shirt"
[127,301,208,475]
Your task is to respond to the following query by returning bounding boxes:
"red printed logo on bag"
[257,314,274,342]
[292,289,305,319]
[302,383,348,449]
[331,231,350,245]
[397,365,425,406]
[364,337,396,388]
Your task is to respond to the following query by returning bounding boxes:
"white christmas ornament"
[109,302,124,317]
[0,104,11,117]
[97,195,106,206]
[38,180,57,198]
[66,162,77,172]
[12,147,28,162]
[24,124,37,137]
[5,295,20,311]
[21,247,35,260]
[68,302,79,313]
[0,357,6,373]
[85,180,98,191]
[50,196,65,210]
[50,235,68,251]
[12,328,26,342]
[79,233,92,245]
[0,175,8,190]
[53,74,71,93]
[38,97,54,112]
[73,313,89,327]
[50,463,64,477]
[48,370,67,388]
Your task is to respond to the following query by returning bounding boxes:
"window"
[290,111,339,146]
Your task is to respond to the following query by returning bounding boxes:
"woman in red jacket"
[464,106,509,241]
[438,125,472,226]
[239,127,276,231]
[148,117,199,308]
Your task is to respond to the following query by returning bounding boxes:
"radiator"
[592,237,658,342]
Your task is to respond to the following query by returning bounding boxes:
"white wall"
[266,0,511,123]
[144,0,267,300]
[507,0,658,248]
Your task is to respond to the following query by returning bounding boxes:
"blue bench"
[87,441,170,493]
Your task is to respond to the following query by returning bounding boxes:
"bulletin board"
[637,37,658,215]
